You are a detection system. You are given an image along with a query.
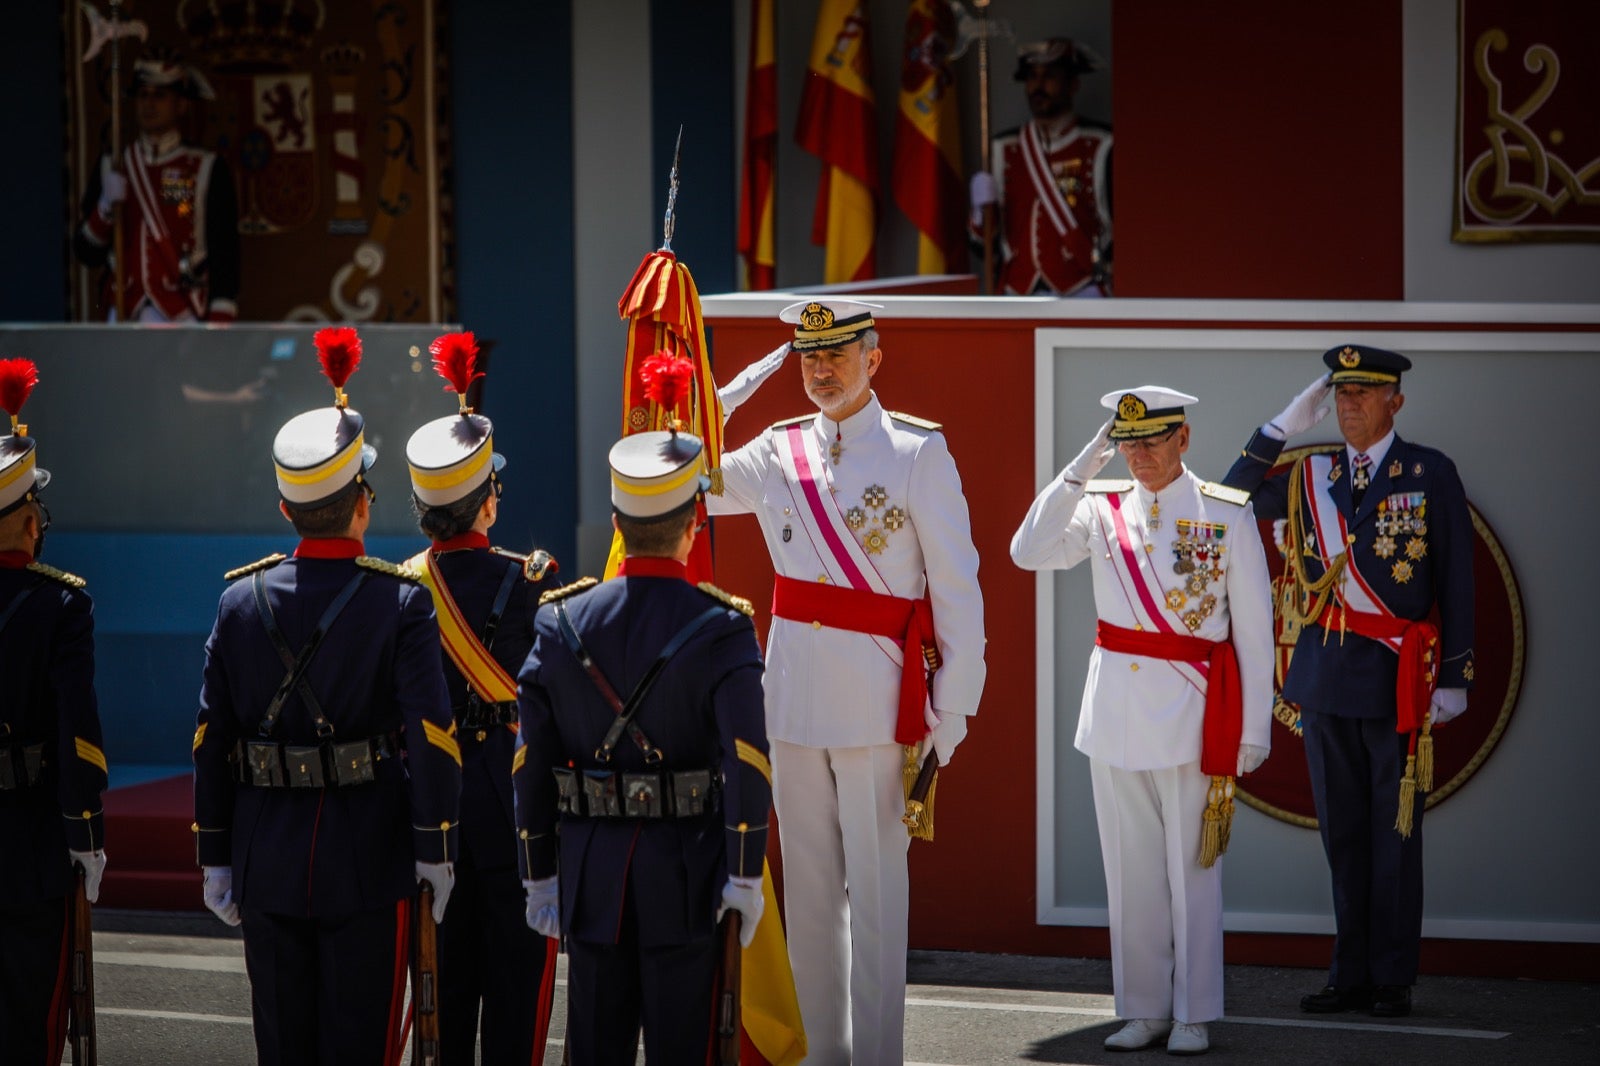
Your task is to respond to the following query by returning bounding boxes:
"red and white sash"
[1096,491,1207,696]
[1020,122,1094,266]
[1302,454,1402,653]
[775,422,903,669]
[121,145,202,319]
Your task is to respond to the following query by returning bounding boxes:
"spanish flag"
[738,0,777,291]
[892,0,968,274]
[795,0,879,283]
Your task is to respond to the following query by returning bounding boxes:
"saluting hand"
[1266,375,1333,440]
[1062,418,1117,486]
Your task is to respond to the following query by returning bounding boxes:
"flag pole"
[109,0,126,320]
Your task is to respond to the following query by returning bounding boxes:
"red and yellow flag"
[892,0,968,274]
[795,0,878,283]
[738,0,777,291]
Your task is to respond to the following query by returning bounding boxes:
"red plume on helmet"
[639,352,694,430]
[429,331,484,414]
[0,358,40,434]
[313,327,363,407]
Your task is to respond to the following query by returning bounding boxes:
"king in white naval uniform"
[1010,387,1273,1056]
[709,299,986,1065]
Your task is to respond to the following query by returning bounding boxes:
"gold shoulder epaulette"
[889,411,942,431]
[1199,481,1252,507]
[222,553,286,581]
[539,576,598,606]
[770,413,816,430]
[697,581,755,617]
[27,561,86,589]
[1084,479,1135,494]
[356,556,423,582]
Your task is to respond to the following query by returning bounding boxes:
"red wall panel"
[1112,1,1405,299]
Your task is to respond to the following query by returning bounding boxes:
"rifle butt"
[715,911,742,1066]
[68,867,97,1065]
[412,885,441,1066]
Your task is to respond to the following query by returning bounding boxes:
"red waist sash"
[1094,620,1241,778]
[771,575,936,745]
[1316,604,1440,734]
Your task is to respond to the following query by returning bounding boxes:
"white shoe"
[1105,1019,1173,1051]
[1166,1021,1210,1055]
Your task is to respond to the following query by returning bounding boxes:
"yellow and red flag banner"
[795,0,879,283]
[738,0,778,290]
[892,0,969,274]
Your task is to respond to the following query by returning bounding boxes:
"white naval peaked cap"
[1100,385,1198,441]
[780,299,883,351]
[609,430,710,518]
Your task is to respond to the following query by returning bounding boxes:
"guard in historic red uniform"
[513,427,770,1065]
[970,38,1113,296]
[0,359,108,1066]
[403,332,561,1065]
[73,48,240,322]
[192,328,461,1065]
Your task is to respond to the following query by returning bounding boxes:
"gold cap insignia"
[1117,394,1147,421]
[800,303,834,331]
[1338,346,1361,368]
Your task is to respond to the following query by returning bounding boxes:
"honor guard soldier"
[1011,388,1274,1055]
[707,300,987,1064]
[73,47,240,323]
[970,39,1113,296]
[0,360,108,1065]
[513,428,770,1065]
[192,328,461,1066]
[403,332,560,1064]
[1223,347,1474,1019]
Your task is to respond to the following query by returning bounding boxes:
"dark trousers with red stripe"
[1302,711,1426,988]
[439,857,556,1065]
[0,897,68,1066]
[242,902,407,1066]
[565,890,718,1066]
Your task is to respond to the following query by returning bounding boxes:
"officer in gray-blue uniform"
[1223,345,1474,1019]
[404,333,561,1065]
[192,332,461,1065]
[0,361,108,1065]
[513,428,770,1065]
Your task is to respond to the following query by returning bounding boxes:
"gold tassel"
[1395,755,1417,838]
[901,745,937,841]
[1218,777,1236,856]
[1198,776,1227,868]
[1416,716,1435,793]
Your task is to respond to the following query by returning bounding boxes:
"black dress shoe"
[1300,984,1373,1013]
[1370,985,1412,1017]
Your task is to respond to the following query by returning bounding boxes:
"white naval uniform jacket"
[1011,466,1274,770]
[710,393,987,749]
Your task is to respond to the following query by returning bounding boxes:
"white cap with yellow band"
[406,332,504,508]
[0,358,51,516]
[273,328,376,507]
[609,430,709,519]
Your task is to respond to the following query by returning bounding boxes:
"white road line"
[96,1006,253,1026]
[96,951,247,973]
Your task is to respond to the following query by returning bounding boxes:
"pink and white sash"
[1302,454,1402,653]
[1096,491,1207,696]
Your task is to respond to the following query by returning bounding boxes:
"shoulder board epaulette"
[356,556,422,582]
[1084,479,1135,494]
[770,413,816,430]
[539,576,599,606]
[1199,481,1252,507]
[222,553,286,582]
[697,581,755,617]
[27,561,86,589]
[889,411,942,431]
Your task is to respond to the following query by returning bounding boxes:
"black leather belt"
[458,698,518,730]
[233,733,400,789]
[0,742,46,790]
[552,767,718,819]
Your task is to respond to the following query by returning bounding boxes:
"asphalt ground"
[73,909,1597,1064]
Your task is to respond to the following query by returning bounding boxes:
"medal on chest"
[844,484,906,555]
[1164,517,1228,629]
[1374,492,1427,581]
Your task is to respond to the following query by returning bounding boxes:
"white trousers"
[1089,758,1225,1024]
[772,740,910,1066]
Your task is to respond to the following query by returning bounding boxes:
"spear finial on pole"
[661,125,683,252]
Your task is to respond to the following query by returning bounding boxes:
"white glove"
[1430,687,1469,726]
[717,342,791,420]
[1236,744,1269,776]
[920,711,969,768]
[716,875,763,948]
[1062,418,1117,485]
[98,158,127,215]
[202,865,241,926]
[70,849,107,904]
[523,875,561,938]
[1263,375,1333,440]
[970,170,998,209]
[415,861,454,924]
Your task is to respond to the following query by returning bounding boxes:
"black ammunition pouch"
[458,697,519,730]
[0,742,45,791]
[552,767,717,819]
[235,733,400,789]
